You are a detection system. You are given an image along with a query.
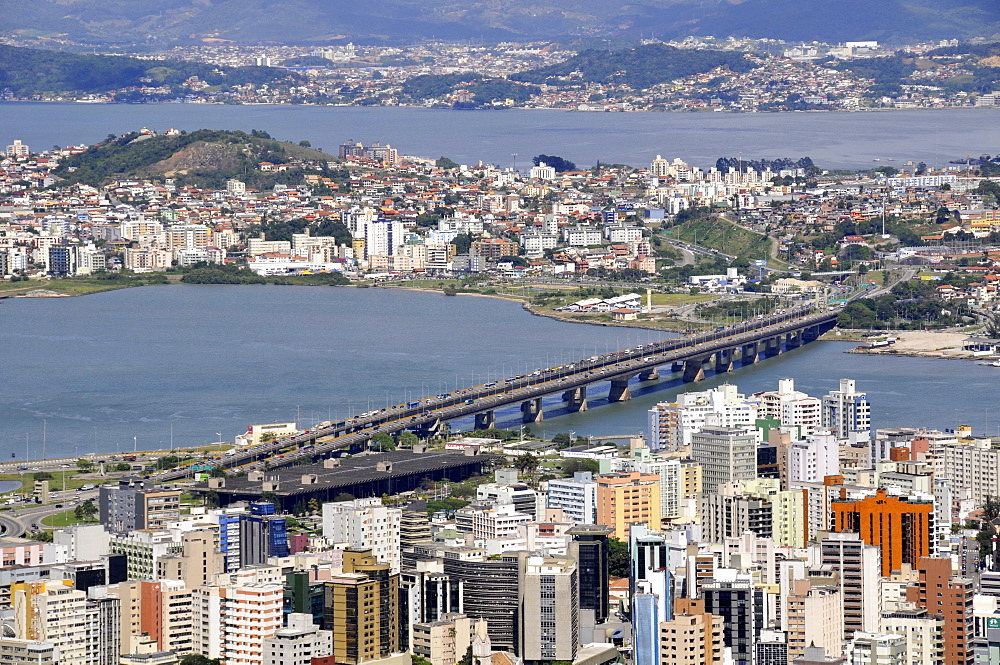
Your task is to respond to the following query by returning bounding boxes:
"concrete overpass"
[156,305,838,481]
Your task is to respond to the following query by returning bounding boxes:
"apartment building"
[595,472,662,539]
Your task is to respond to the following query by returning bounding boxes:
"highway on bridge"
[156,305,839,482]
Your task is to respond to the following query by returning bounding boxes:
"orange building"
[905,557,974,665]
[596,472,661,539]
[831,489,933,577]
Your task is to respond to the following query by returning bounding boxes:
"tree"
[532,154,576,173]
[514,453,539,484]
[298,140,312,148]
[333,492,355,502]
[260,491,279,506]
[436,156,459,170]
[985,313,1000,339]
[370,432,396,452]
[551,432,573,447]
[156,455,181,470]
[398,431,419,448]
[608,537,630,577]
[114,462,132,471]
[307,498,320,514]
[204,490,220,508]
[74,499,98,522]
[76,459,93,471]
[458,645,474,665]
[180,656,220,665]
[32,471,53,482]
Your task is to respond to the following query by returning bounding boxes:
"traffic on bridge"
[156,304,839,482]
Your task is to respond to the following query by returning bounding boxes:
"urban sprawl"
[4,128,1000,665]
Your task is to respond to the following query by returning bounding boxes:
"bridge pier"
[683,358,707,382]
[608,378,632,403]
[521,398,544,423]
[562,386,588,413]
[741,342,759,365]
[671,362,684,373]
[638,367,660,381]
[416,418,442,438]
[474,411,496,430]
[763,337,783,357]
[714,348,735,374]
[786,331,802,349]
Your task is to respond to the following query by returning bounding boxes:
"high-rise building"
[904,557,974,665]
[879,606,944,665]
[754,378,821,437]
[700,480,774,544]
[261,613,332,665]
[323,556,400,665]
[323,498,402,574]
[659,599,724,665]
[690,426,758,494]
[648,384,760,452]
[519,555,579,662]
[10,580,101,665]
[822,379,870,437]
[846,632,906,665]
[637,458,701,522]
[568,525,612,625]
[0,637,58,665]
[596,472,662,539]
[819,533,882,639]
[630,526,672,626]
[547,472,598,524]
[788,430,839,484]
[831,489,934,577]
[193,571,284,665]
[411,614,474,665]
[98,480,180,533]
[784,579,842,661]
[112,579,193,655]
[702,570,760,665]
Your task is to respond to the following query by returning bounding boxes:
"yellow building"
[324,552,400,665]
[596,472,661,539]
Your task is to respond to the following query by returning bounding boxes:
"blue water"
[1,285,996,459]
[2,102,997,170]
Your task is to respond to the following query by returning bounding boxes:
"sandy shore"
[839,330,983,361]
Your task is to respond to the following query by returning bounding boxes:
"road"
[0,489,99,538]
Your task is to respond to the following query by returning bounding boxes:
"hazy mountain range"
[3,0,999,45]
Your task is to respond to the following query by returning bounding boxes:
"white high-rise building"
[636,457,701,521]
[362,217,403,259]
[822,379,871,437]
[546,472,598,524]
[847,632,906,665]
[787,429,839,484]
[754,378,821,437]
[322,498,402,574]
[648,384,760,452]
[261,613,332,665]
[193,571,283,665]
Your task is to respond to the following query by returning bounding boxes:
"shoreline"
[827,329,985,362]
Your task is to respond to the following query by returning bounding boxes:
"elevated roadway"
[156,305,838,481]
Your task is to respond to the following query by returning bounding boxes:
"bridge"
[156,305,839,481]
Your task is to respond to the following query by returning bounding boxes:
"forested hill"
[52,130,337,189]
[510,44,754,90]
[0,45,299,97]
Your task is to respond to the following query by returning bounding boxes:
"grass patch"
[0,470,104,491]
[649,293,717,306]
[672,218,773,262]
[42,510,92,528]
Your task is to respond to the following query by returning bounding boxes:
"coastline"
[828,329,986,362]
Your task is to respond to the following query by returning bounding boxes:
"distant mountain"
[2,0,999,45]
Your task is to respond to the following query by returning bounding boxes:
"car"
[54,504,63,508]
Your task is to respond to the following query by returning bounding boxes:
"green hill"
[510,44,755,89]
[0,45,300,98]
[53,129,337,189]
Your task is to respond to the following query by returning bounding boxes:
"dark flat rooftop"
[202,450,501,497]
